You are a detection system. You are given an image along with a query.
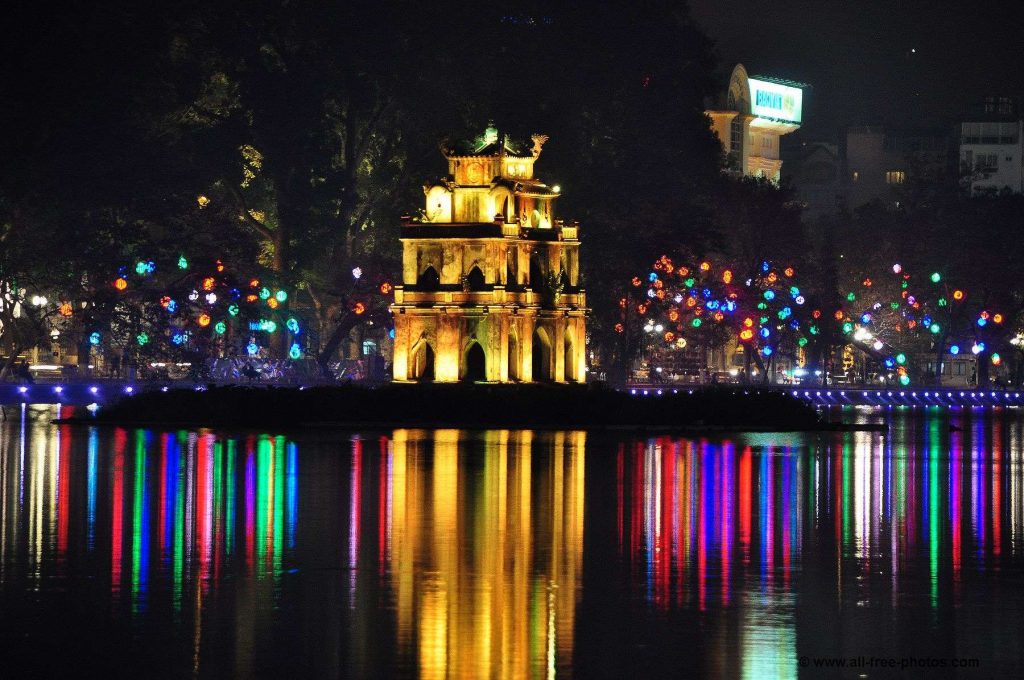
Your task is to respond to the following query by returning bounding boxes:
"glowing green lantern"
[896,353,907,365]
[214,321,227,334]
[275,290,288,303]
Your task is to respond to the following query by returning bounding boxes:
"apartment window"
[852,171,859,182]
[976,154,998,172]
[885,170,906,185]
[730,117,743,157]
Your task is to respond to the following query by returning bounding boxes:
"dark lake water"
[1,404,1022,678]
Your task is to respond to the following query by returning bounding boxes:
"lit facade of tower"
[391,124,587,383]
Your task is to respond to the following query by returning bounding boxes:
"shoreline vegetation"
[57,384,871,432]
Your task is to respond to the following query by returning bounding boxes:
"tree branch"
[227,186,275,242]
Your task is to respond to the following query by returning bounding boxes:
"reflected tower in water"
[385,429,585,679]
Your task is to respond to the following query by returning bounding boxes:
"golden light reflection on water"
[387,429,585,679]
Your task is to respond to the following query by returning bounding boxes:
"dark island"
[64,383,840,432]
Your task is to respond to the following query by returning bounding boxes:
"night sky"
[690,0,1024,138]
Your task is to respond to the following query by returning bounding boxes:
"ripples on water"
[1,404,1022,678]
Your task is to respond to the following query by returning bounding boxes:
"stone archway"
[529,254,543,291]
[532,327,553,382]
[564,331,576,383]
[417,266,440,290]
[411,342,435,381]
[464,342,486,382]
[466,265,486,291]
[508,331,519,381]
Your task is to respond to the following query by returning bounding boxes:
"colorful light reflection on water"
[1,405,1023,678]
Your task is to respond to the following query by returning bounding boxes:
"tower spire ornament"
[530,133,549,158]
[390,124,588,383]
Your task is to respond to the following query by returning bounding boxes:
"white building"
[960,97,1023,195]
[706,64,805,181]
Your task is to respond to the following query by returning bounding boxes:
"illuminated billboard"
[748,78,803,124]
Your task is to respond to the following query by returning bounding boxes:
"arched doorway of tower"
[532,327,552,382]
[417,266,440,290]
[463,342,486,382]
[411,341,434,381]
[529,253,543,292]
[564,331,576,383]
[508,331,519,381]
[466,265,486,291]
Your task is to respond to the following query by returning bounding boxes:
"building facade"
[844,126,955,209]
[706,64,804,181]
[783,141,844,218]
[960,97,1023,195]
[391,124,587,383]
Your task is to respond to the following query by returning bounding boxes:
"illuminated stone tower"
[391,123,587,383]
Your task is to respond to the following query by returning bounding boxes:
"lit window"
[852,171,859,182]
[885,170,905,185]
